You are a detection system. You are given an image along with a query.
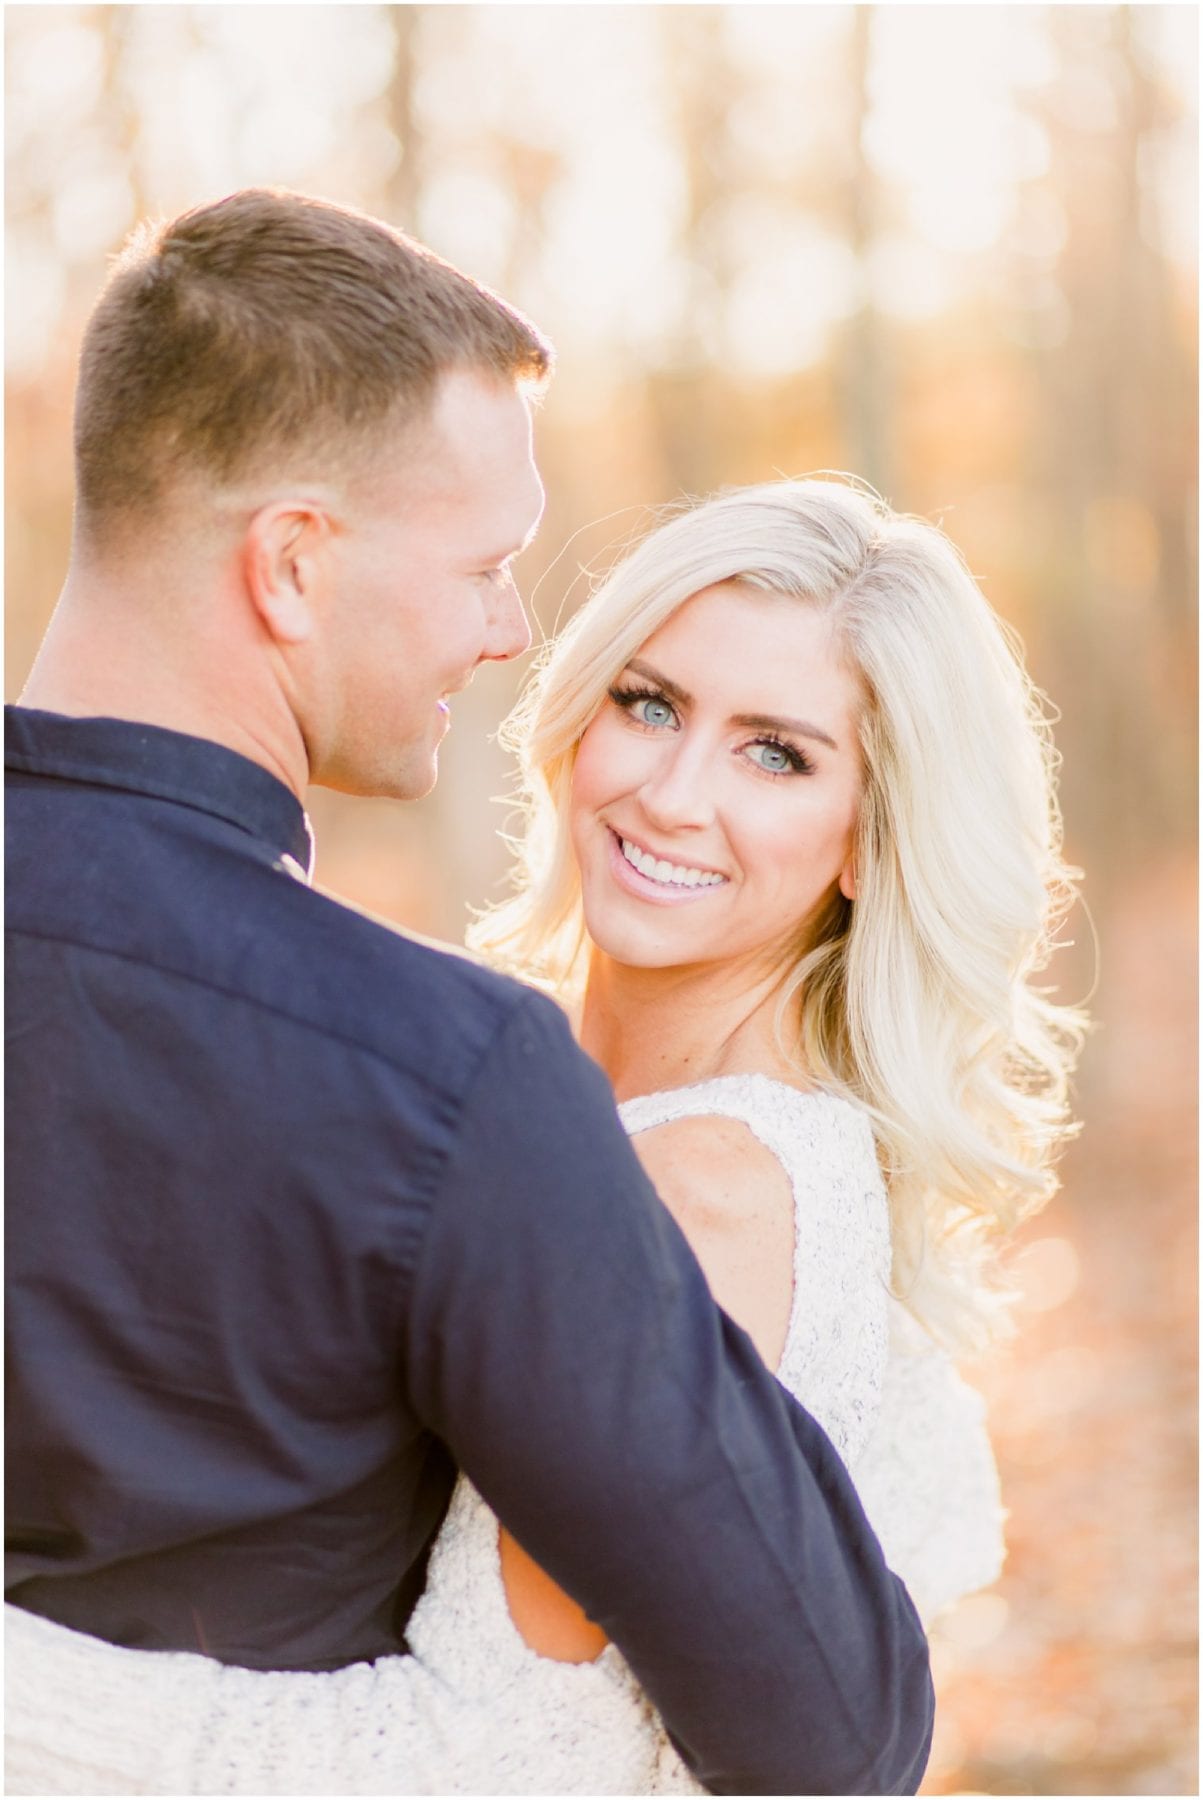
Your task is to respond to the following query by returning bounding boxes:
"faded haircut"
[73,188,552,542]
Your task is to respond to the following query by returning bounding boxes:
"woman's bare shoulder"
[628,1114,797,1372]
[627,1112,795,1235]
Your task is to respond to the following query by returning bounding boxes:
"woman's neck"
[578,950,804,1102]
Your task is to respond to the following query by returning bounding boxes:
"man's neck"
[20,576,311,802]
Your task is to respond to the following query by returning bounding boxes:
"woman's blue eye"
[747,740,809,775]
[608,685,678,729]
[633,697,675,728]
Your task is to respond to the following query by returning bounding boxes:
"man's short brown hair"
[74,188,552,539]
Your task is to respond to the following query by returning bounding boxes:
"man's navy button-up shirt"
[5,705,932,1795]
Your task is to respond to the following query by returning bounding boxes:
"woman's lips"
[604,826,727,906]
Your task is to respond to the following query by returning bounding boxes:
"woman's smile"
[604,824,729,904]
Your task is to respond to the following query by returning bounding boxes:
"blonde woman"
[9,478,1082,1795]
[467,475,1083,1714]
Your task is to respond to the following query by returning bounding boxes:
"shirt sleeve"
[404,993,933,1797]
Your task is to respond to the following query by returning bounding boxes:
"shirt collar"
[4,706,314,879]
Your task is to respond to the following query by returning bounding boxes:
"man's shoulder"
[7,774,563,1093]
[276,873,550,1063]
[198,875,582,1131]
[170,855,559,1088]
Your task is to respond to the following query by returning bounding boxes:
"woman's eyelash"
[608,682,665,706]
[749,735,816,777]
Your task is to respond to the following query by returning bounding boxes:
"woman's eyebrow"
[624,658,839,752]
[732,710,839,751]
[625,658,690,706]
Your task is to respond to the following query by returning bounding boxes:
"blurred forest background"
[5,5,1197,1793]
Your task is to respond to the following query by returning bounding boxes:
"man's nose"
[482,575,533,663]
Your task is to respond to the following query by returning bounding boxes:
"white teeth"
[620,837,723,890]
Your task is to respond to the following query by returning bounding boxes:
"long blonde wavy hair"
[470,478,1086,1350]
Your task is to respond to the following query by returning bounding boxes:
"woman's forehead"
[634,584,860,715]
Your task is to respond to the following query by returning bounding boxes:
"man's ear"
[242,502,333,647]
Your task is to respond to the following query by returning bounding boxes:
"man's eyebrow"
[624,657,840,752]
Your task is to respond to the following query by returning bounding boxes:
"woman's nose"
[638,740,717,832]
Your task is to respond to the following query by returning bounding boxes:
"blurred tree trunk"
[1032,6,1196,886]
[98,4,148,226]
[664,4,731,369]
[647,6,743,497]
[383,5,423,230]
[837,4,892,498]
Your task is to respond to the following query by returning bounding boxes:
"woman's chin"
[580,903,709,973]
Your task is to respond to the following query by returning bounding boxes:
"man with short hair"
[6,189,933,1794]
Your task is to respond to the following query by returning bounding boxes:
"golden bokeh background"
[6,7,1197,1793]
